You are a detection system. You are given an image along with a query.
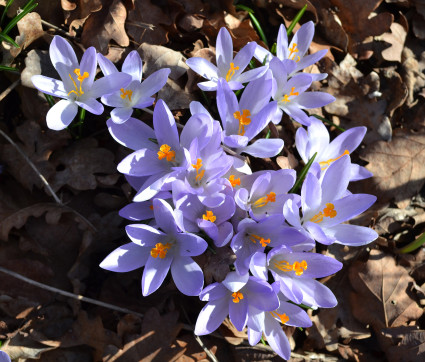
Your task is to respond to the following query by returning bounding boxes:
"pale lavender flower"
[31,35,131,130]
[296,116,373,181]
[247,282,312,360]
[100,199,207,296]
[250,246,342,308]
[119,191,171,221]
[113,100,189,202]
[0,351,11,362]
[98,51,170,124]
[195,271,279,335]
[283,156,378,246]
[254,21,328,81]
[269,58,334,126]
[216,73,284,158]
[186,27,266,91]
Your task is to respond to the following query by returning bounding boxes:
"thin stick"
[40,19,72,37]
[194,334,219,362]
[141,108,154,115]
[0,79,20,102]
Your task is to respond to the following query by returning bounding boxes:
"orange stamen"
[229,175,241,187]
[231,291,244,303]
[203,210,216,223]
[319,150,350,170]
[226,62,239,82]
[252,192,276,208]
[310,203,337,223]
[274,259,308,276]
[150,243,172,259]
[158,144,176,162]
[234,109,251,136]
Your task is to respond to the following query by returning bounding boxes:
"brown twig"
[0,79,20,102]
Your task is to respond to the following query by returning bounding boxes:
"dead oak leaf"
[385,327,425,362]
[349,249,423,332]
[80,0,130,54]
[359,128,425,208]
[49,138,116,191]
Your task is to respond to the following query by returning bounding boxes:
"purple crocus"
[119,191,172,221]
[216,73,283,158]
[247,282,312,360]
[98,51,170,124]
[31,35,131,130]
[176,193,235,247]
[186,27,266,91]
[231,215,313,275]
[195,271,279,335]
[254,21,328,81]
[235,169,296,221]
[283,156,378,246]
[112,100,189,202]
[296,117,373,181]
[250,245,342,308]
[100,199,207,296]
[269,58,334,126]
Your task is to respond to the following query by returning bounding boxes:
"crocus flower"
[216,74,283,158]
[231,215,312,275]
[296,117,373,181]
[250,245,342,308]
[247,282,312,360]
[283,156,378,246]
[195,271,279,335]
[98,51,170,124]
[119,191,171,221]
[186,27,266,91]
[112,100,189,202]
[235,169,296,221]
[254,21,328,81]
[31,35,131,130]
[269,58,334,126]
[100,199,207,296]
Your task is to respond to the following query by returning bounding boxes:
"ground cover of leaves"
[0,0,425,361]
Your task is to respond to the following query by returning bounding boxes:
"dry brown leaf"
[158,78,196,110]
[327,0,393,54]
[1,332,56,360]
[375,21,408,62]
[126,0,171,46]
[49,137,116,191]
[80,0,130,54]
[385,327,425,362]
[1,120,70,191]
[349,249,423,332]
[359,129,425,208]
[64,0,102,29]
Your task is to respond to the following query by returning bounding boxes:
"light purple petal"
[350,164,373,181]
[241,139,284,158]
[176,233,208,256]
[186,57,218,80]
[153,198,179,235]
[46,99,78,130]
[171,256,204,296]
[296,92,336,109]
[31,75,67,98]
[222,271,249,292]
[119,201,154,221]
[248,327,263,346]
[122,50,143,81]
[154,99,180,150]
[79,47,97,88]
[138,68,171,97]
[246,278,279,311]
[229,295,248,331]
[107,117,156,151]
[278,301,312,328]
[126,224,165,246]
[50,35,78,73]
[283,104,311,125]
[99,242,149,272]
[324,224,378,246]
[304,221,334,245]
[264,316,291,360]
[142,253,173,296]
[297,278,337,308]
[90,72,132,98]
[195,298,229,335]
[326,126,367,157]
[291,21,314,57]
[216,27,233,70]
[200,283,229,301]
[97,53,118,76]
[296,49,327,72]
[232,42,257,77]
[111,106,133,124]
[76,98,103,115]
[236,66,267,84]
[197,80,219,91]
[277,24,289,60]
[321,155,351,202]
[117,149,166,176]
[301,173,322,215]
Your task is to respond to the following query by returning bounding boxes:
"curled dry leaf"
[80,0,130,54]
[360,129,425,208]
[375,20,408,63]
[49,138,116,192]
[349,249,423,333]
[385,327,425,362]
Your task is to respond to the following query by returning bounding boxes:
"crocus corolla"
[98,51,170,124]
[186,27,266,91]
[31,35,131,130]
[100,199,207,296]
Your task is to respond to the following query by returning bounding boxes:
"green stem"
[265,129,271,139]
[44,94,55,108]
[399,232,425,254]
[260,336,267,346]
[2,1,38,35]
[312,114,346,132]
[1,0,15,27]
[286,4,308,36]
[289,152,317,193]
[0,64,19,73]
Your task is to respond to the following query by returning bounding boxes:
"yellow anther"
[274,259,308,276]
[288,43,300,61]
[319,150,350,170]
[252,192,276,208]
[67,68,89,97]
[150,243,172,259]
[270,311,290,324]
[281,87,299,103]
[226,62,239,82]
[229,175,241,187]
[233,109,251,136]
[158,144,176,162]
[120,88,133,101]
[231,291,244,303]
[249,234,271,247]
[310,203,337,223]
[192,158,205,182]
[149,204,154,210]
[203,210,216,223]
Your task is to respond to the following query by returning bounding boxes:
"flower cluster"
[33,24,378,360]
